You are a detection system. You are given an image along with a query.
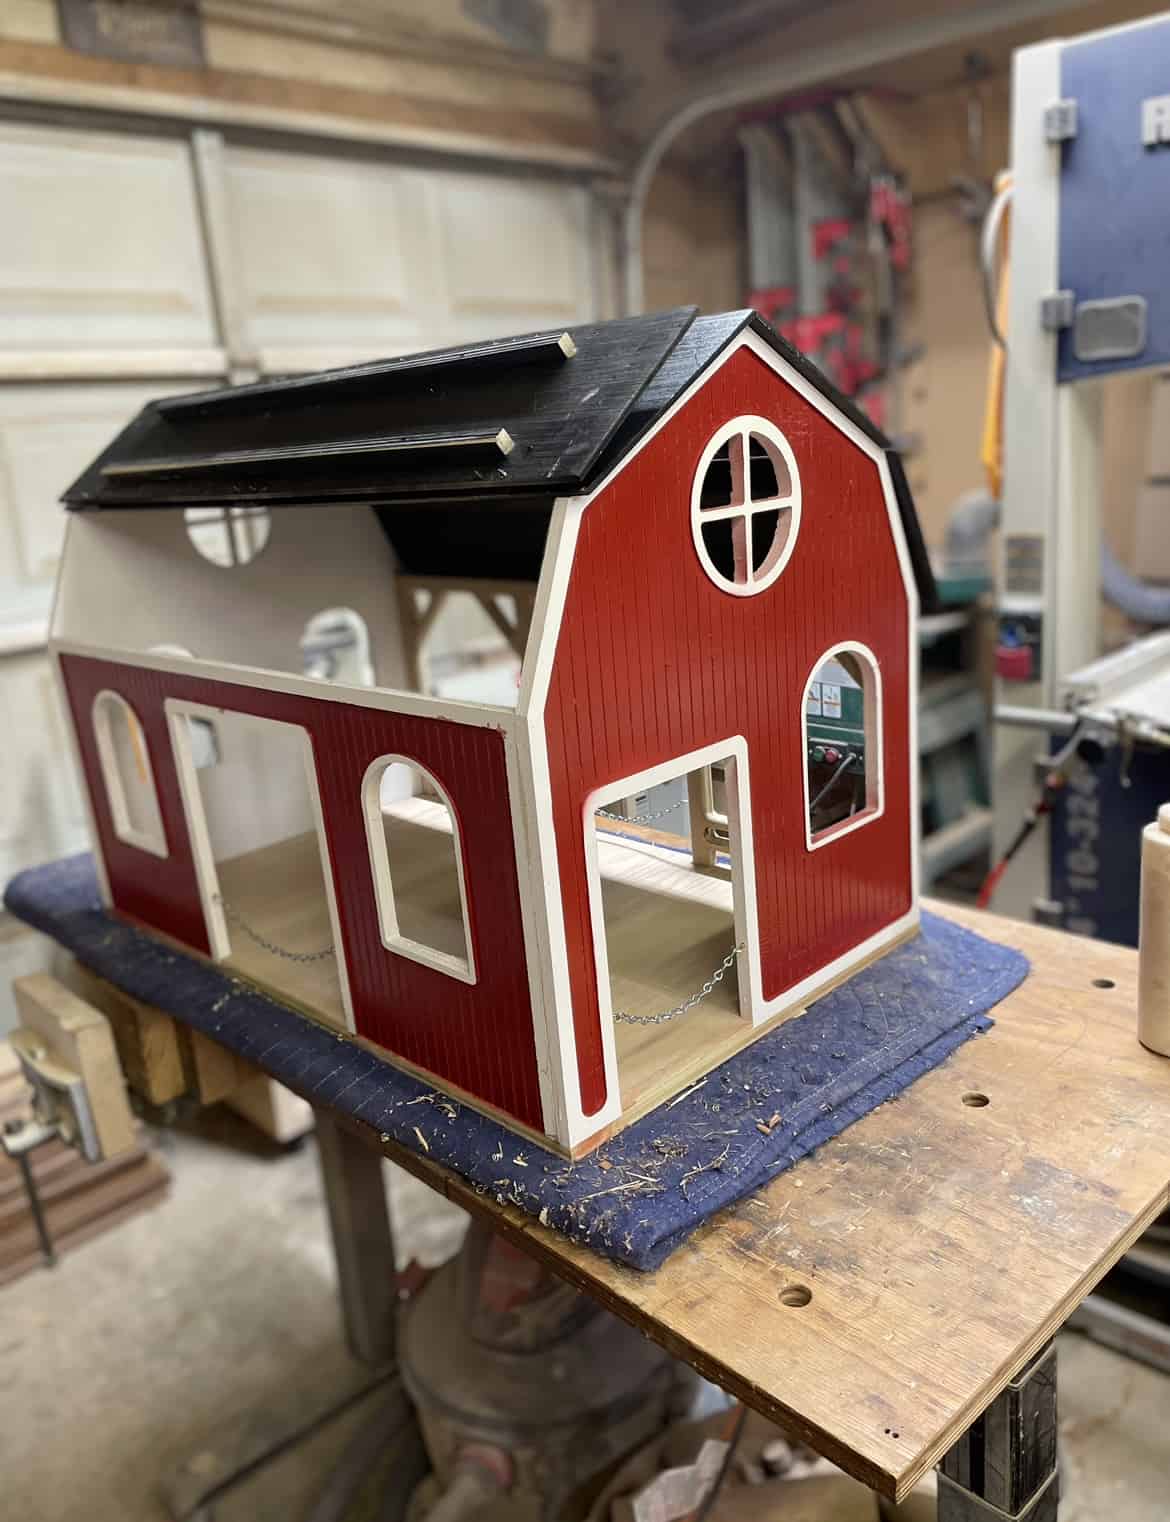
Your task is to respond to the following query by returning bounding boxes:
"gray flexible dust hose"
[1102,539,1170,625]
[942,487,1170,627]
[943,490,1000,576]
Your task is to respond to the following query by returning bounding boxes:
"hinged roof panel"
[63,309,698,511]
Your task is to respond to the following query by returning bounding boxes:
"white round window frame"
[183,505,272,569]
[690,414,802,598]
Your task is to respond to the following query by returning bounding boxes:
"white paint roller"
[1138,802,1170,1056]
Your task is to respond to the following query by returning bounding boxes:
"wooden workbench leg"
[937,1341,1059,1520]
[314,1111,397,1368]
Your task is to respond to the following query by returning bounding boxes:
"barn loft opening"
[421,591,523,703]
[392,567,535,705]
[590,751,749,1123]
[61,311,713,711]
[375,498,549,704]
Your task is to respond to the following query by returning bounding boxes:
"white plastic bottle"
[1138,803,1170,1055]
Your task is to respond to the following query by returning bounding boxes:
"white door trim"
[164,698,356,1032]
[582,736,761,1112]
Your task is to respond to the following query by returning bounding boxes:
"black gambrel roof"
[63,307,935,609]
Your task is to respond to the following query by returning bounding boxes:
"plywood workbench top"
[366,903,1170,1502]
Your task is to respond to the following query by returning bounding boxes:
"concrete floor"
[1,1112,1167,1522]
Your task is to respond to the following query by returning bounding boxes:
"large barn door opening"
[585,742,756,1123]
[168,705,351,1030]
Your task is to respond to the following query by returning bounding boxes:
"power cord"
[979,179,1012,349]
[809,752,859,814]
[691,1403,747,1522]
[977,721,1088,909]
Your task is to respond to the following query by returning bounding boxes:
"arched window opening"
[92,691,167,857]
[803,645,883,848]
[362,757,475,984]
[300,607,375,687]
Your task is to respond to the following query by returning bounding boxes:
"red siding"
[546,346,914,1116]
[59,655,543,1130]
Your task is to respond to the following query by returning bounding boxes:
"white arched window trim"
[690,413,802,597]
[361,755,477,985]
[91,689,169,858]
[801,641,884,852]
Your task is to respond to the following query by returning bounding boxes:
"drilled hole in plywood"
[1092,977,1116,989]
[962,1091,990,1108]
[883,1427,902,1439]
[779,1283,812,1307]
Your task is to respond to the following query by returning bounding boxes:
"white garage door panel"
[223,145,596,369]
[0,116,602,900]
[437,175,590,322]
[0,382,209,638]
[223,147,442,363]
[0,122,218,354]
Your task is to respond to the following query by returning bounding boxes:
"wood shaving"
[666,1076,707,1109]
[579,1178,665,1203]
[680,1142,731,1198]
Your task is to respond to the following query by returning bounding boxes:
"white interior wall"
[194,711,316,863]
[52,504,408,690]
[423,591,523,704]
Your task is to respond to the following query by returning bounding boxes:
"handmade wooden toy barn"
[51,307,933,1156]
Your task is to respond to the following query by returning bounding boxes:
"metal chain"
[217,888,737,1023]
[613,944,744,1026]
[219,900,335,963]
[595,799,688,825]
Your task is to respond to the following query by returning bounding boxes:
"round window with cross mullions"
[690,415,801,596]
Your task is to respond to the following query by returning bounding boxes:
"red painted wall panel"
[546,347,914,1116]
[58,655,543,1130]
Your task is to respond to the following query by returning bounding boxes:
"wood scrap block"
[13,973,135,1159]
[70,962,186,1106]
[183,1028,254,1106]
[70,959,254,1107]
[227,1072,314,1143]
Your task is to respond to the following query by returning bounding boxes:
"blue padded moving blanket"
[5,854,1028,1271]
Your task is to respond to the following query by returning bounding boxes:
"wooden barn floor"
[213,807,757,1128]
